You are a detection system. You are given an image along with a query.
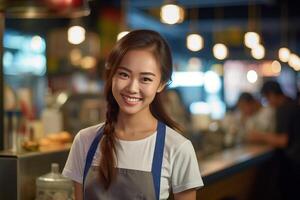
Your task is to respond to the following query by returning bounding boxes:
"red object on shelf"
[20,100,35,121]
[44,0,86,10]
[44,0,73,11]
[72,0,84,8]
[3,0,90,18]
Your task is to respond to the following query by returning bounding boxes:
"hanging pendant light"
[288,53,300,70]
[251,44,265,59]
[68,25,86,45]
[244,32,260,49]
[278,47,290,62]
[246,70,258,83]
[186,33,203,52]
[160,3,184,25]
[212,7,229,60]
[186,8,203,52]
[213,43,228,60]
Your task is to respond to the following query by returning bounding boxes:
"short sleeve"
[62,132,86,184]
[171,140,203,193]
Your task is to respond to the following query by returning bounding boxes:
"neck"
[115,109,157,137]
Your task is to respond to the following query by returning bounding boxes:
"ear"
[157,83,166,93]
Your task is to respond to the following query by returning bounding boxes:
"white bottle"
[41,91,63,135]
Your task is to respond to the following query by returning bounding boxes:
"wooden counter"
[197,144,275,200]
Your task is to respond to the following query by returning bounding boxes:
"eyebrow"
[117,66,156,76]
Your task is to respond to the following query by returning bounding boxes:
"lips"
[121,94,143,105]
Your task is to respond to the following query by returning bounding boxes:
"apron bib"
[83,122,166,200]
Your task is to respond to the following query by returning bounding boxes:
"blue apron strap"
[83,126,104,185]
[151,121,166,200]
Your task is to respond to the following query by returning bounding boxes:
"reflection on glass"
[3,30,46,76]
[170,72,204,87]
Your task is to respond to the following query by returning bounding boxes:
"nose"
[126,78,139,93]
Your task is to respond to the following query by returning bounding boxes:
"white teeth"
[123,96,140,102]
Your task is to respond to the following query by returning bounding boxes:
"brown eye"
[118,71,129,78]
[142,77,153,83]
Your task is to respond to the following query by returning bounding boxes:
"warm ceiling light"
[278,47,290,62]
[288,53,300,70]
[186,34,204,52]
[271,60,281,74]
[247,70,258,83]
[251,44,265,59]
[213,43,228,60]
[160,4,184,25]
[69,48,82,66]
[68,26,86,45]
[117,31,129,41]
[244,32,260,49]
[294,58,300,71]
[80,56,97,69]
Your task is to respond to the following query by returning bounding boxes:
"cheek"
[142,85,160,97]
[111,78,120,96]
[112,78,125,91]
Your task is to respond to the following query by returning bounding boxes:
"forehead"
[118,49,161,74]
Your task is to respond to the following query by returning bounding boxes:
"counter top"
[0,144,71,158]
[0,142,273,183]
[198,144,274,184]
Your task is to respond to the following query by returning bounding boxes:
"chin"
[119,105,149,116]
[119,109,140,115]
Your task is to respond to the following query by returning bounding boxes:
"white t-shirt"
[245,106,275,134]
[63,123,203,199]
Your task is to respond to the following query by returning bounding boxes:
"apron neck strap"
[83,126,104,184]
[151,121,167,200]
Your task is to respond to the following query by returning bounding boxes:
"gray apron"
[83,122,166,200]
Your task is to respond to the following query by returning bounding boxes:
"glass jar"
[36,163,73,200]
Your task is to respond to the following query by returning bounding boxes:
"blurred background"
[0,0,299,199]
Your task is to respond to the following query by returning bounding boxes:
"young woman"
[63,30,203,200]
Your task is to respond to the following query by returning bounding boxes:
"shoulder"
[164,126,193,157]
[62,122,105,183]
[165,126,188,145]
[75,123,104,140]
[72,122,105,150]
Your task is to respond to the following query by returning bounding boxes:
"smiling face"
[112,49,165,116]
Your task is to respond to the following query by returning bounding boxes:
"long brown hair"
[99,29,182,189]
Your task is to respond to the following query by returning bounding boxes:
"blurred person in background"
[247,80,300,200]
[163,89,191,134]
[237,92,275,137]
[222,92,275,147]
